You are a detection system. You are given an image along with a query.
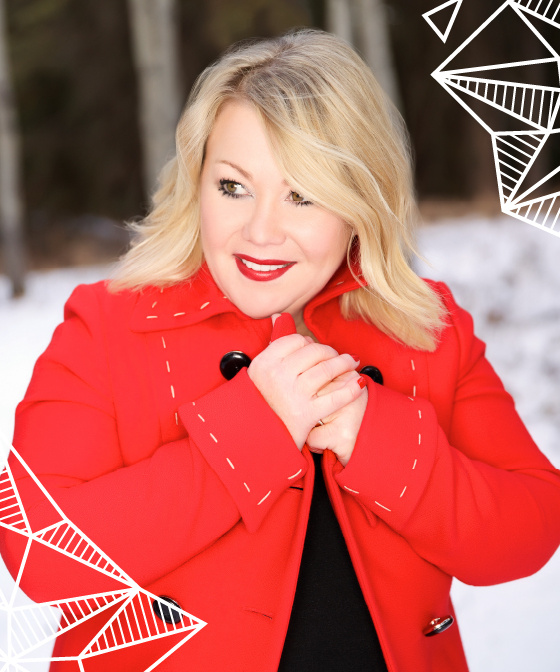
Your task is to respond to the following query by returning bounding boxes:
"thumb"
[270,312,297,341]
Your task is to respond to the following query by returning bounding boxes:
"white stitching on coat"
[257,491,271,505]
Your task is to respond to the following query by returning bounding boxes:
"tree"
[326,0,401,108]
[0,0,25,297]
[127,0,182,199]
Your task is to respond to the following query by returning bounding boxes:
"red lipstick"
[234,255,296,282]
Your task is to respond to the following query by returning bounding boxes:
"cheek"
[200,196,228,255]
[310,221,351,267]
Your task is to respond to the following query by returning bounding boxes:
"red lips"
[234,255,296,282]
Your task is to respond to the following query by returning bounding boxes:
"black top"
[278,452,388,672]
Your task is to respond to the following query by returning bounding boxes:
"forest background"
[2,0,559,286]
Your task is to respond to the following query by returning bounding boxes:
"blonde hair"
[111,28,448,350]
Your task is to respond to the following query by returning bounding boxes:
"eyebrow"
[217,160,252,181]
[216,159,289,186]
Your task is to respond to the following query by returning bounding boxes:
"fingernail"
[358,375,367,389]
[349,354,360,362]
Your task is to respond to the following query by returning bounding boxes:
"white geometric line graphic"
[429,0,560,237]
[0,435,206,671]
[423,0,463,42]
[492,131,548,204]
[512,0,560,28]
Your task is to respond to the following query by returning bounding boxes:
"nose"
[242,200,286,246]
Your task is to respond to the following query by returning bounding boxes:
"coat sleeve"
[1,284,306,603]
[335,281,560,586]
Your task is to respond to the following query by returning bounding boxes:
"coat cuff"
[335,377,439,530]
[179,368,307,533]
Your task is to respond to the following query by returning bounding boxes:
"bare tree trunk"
[326,0,401,109]
[127,0,182,198]
[355,0,401,108]
[326,0,354,45]
[0,0,25,297]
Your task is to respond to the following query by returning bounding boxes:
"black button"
[360,365,383,385]
[152,596,183,625]
[423,615,454,637]
[220,351,252,380]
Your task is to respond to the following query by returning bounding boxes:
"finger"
[270,312,297,341]
[307,422,337,453]
[285,341,341,376]
[262,332,309,360]
[314,375,366,419]
[302,352,360,393]
[314,370,360,397]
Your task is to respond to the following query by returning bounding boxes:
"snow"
[0,215,559,670]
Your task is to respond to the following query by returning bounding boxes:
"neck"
[294,312,317,341]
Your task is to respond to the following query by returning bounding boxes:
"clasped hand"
[247,317,368,466]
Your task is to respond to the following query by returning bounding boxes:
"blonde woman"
[3,29,560,672]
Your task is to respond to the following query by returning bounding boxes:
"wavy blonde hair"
[111,28,447,350]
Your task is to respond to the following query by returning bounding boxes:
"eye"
[219,179,248,198]
[289,191,312,206]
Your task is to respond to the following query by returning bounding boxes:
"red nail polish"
[358,375,367,389]
[349,354,360,361]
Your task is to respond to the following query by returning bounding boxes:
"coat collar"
[130,262,365,333]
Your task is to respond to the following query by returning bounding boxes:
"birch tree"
[127,0,182,198]
[0,0,25,297]
[326,0,354,46]
[326,0,401,109]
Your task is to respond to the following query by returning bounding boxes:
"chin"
[234,296,290,320]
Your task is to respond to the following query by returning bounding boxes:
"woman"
[3,28,560,672]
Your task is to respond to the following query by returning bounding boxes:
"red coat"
[3,263,560,671]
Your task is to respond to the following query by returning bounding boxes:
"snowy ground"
[0,215,559,671]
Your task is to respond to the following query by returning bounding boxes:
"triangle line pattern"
[512,162,560,203]
[441,56,558,76]
[8,591,130,658]
[80,592,202,657]
[0,469,30,534]
[442,75,560,129]
[32,522,132,586]
[509,191,560,231]
[492,133,546,203]
[422,0,463,42]
[513,0,560,26]
[0,440,206,670]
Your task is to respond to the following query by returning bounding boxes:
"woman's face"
[199,101,351,323]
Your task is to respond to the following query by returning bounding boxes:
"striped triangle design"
[33,521,131,586]
[508,190,560,232]
[513,0,560,27]
[0,467,30,534]
[443,75,560,130]
[7,591,130,658]
[81,590,205,657]
[1,441,207,670]
[492,132,546,204]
